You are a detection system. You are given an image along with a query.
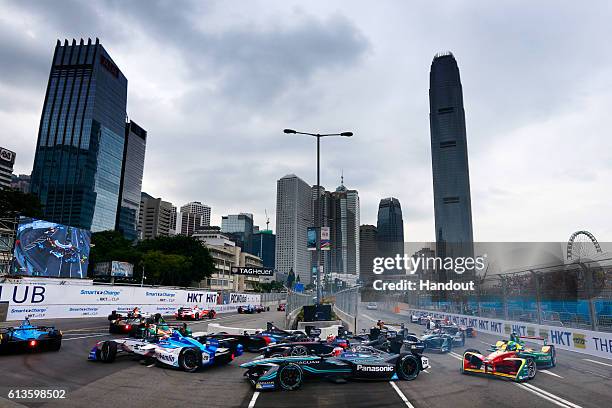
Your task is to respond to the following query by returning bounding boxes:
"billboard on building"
[231,266,274,276]
[13,217,91,278]
[94,261,134,277]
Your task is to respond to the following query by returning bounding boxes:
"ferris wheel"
[566,231,602,261]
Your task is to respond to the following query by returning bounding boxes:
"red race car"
[461,342,537,382]
[174,306,216,320]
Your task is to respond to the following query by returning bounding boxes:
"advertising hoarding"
[307,227,317,250]
[231,266,274,276]
[13,217,91,279]
[320,226,331,250]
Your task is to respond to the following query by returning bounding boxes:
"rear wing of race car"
[518,335,547,345]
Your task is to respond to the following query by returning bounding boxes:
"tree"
[286,268,295,288]
[88,230,140,276]
[141,251,192,286]
[0,188,43,218]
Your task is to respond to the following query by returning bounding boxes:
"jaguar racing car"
[175,306,216,320]
[242,345,430,391]
[0,318,62,353]
[89,330,243,372]
[420,332,454,353]
[462,345,537,382]
[488,333,556,368]
[349,326,425,355]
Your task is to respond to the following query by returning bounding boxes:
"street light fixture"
[284,128,354,305]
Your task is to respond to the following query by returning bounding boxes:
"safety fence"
[286,290,314,315]
[409,259,612,332]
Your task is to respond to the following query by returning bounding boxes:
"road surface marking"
[478,340,491,346]
[63,326,110,332]
[583,358,612,368]
[389,381,415,408]
[63,334,110,341]
[517,383,583,408]
[248,391,260,408]
[63,332,107,337]
[423,369,430,374]
[540,370,563,378]
[449,351,463,360]
[146,363,156,368]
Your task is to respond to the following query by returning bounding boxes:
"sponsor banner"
[407,307,612,360]
[231,266,274,276]
[0,283,261,321]
[320,226,330,250]
[307,227,317,250]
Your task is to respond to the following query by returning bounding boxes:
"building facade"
[252,229,276,269]
[115,120,146,240]
[0,147,16,189]
[359,224,378,285]
[175,211,203,237]
[328,180,360,281]
[275,174,312,284]
[429,52,474,262]
[221,213,254,254]
[31,38,128,231]
[376,197,404,273]
[180,201,211,226]
[10,174,31,193]
[137,192,174,240]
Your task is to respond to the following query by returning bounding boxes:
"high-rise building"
[376,197,404,273]
[137,192,174,240]
[275,174,312,284]
[252,229,276,269]
[180,201,211,227]
[359,224,378,285]
[10,174,31,193]
[429,52,474,262]
[30,38,128,231]
[222,213,254,254]
[0,147,16,189]
[115,120,146,240]
[175,211,203,237]
[328,179,360,279]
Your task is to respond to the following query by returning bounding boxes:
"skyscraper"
[31,39,128,231]
[175,201,211,236]
[275,174,312,284]
[222,213,254,253]
[359,224,378,285]
[328,179,360,278]
[429,52,474,262]
[376,197,404,272]
[180,201,211,226]
[252,229,276,269]
[115,120,146,240]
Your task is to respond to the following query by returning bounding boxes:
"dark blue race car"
[0,318,62,354]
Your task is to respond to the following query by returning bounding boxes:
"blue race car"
[89,330,243,372]
[0,318,62,354]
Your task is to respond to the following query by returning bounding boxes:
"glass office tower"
[429,52,474,262]
[31,38,128,232]
[376,197,404,274]
[116,121,146,240]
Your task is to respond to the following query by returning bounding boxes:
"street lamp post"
[283,128,353,304]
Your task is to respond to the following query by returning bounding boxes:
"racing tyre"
[209,310,216,319]
[195,313,200,320]
[98,341,117,363]
[397,354,420,380]
[178,348,201,372]
[289,345,309,357]
[276,363,303,391]
[526,357,537,380]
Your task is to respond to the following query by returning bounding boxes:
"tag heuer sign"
[231,267,274,276]
[0,148,15,165]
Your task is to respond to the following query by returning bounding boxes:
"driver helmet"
[506,341,519,351]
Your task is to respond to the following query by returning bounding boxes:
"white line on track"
[540,370,564,378]
[63,332,107,337]
[448,351,463,360]
[62,334,109,341]
[146,363,156,368]
[389,381,416,408]
[516,383,583,408]
[247,391,260,408]
[583,358,612,368]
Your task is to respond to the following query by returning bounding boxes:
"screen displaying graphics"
[13,217,91,278]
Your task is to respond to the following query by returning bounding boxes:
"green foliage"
[252,280,285,293]
[0,188,43,218]
[287,268,295,288]
[89,232,214,286]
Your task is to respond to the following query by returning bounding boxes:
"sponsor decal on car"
[356,364,394,372]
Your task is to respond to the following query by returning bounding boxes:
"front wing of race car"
[461,350,532,382]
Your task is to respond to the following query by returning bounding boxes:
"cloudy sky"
[2,0,611,242]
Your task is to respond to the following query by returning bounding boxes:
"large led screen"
[13,217,91,278]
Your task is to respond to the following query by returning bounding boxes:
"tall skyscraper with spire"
[429,52,474,264]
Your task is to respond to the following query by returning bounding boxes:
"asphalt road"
[1,308,611,408]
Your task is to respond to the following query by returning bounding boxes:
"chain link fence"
[286,291,314,315]
[412,258,612,332]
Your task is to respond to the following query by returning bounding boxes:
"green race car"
[488,332,556,369]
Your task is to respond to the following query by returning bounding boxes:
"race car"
[425,325,466,347]
[238,305,266,314]
[175,306,216,320]
[242,344,429,391]
[350,326,425,355]
[0,318,62,353]
[488,333,556,368]
[462,345,537,382]
[89,330,243,372]
[420,332,454,353]
[277,303,286,312]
